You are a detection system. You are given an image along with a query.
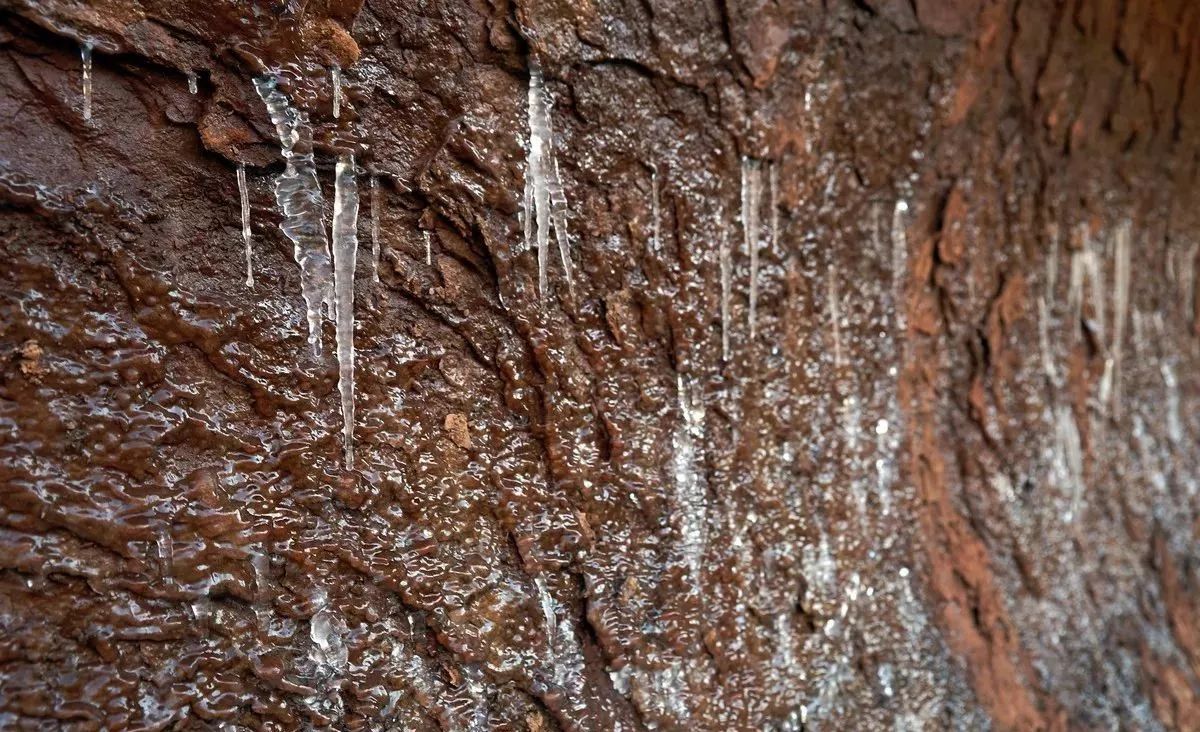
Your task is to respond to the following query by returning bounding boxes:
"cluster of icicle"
[253,74,358,467]
[523,61,574,300]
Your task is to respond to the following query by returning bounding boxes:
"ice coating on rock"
[187,71,198,94]
[237,163,253,287]
[524,62,573,300]
[80,42,93,121]
[369,174,380,283]
[253,74,334,355]
[742,157,763,340]
[333,153,359,467]
[331,66,342,119]
[424,230,432,265]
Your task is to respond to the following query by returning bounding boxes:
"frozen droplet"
[253,74,334,355]
[331,66,342,119]
[332,153,359,467]
[80,42,93,121]
[237,163,254,287]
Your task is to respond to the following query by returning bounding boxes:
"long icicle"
[238,163,253,286]
[253,74,334,356]
[528,63,552,299]
[81,42,93,121]
[332,153,359,467]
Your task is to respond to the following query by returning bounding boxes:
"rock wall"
[1,0,1198,729]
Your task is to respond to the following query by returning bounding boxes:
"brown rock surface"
[1,0,1199,729]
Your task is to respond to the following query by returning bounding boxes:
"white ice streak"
[253,75,335,355]
[80,42,93,121]
[187,71,198,94]
[524,63,574,299]
[333,153,359,468]
[238,163,254,287]
[425,230,432,265]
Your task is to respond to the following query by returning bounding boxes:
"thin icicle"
[525,61,573,300]
[829,263,843,368]
[720,225,732,362]
[424,230,432,265]
[253,74,334,355]
[651,165,662,255]
[769,161,779,260]
[1110,221,1131,419]
[237,163,253,287]
[548,156,575,298]
[369,174,380,283]
[891,200,909,331]
[331,66,342,119]
[187,71,198,95]
[741,158,763,340]
[332,153,359,467]
[80,42,93,121]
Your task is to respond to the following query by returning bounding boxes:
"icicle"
[1037,296,1056,382]
[1110,221,1131,419]
[331,66,342,119]
[369,174,380,283]
[332,153,359,468]
[187,71,198,95]
[829,263,843,368]
[891,200,909,331]
[253,75,334,355]
[1045,223,1059,301]
[549,156,575,298]
[524,61,573,300]
[651,165,662,254]
[768,161,779,262]
[424,230,432,265]
[741,158,763,340]
[720,226,732,362]
[80,42,93,121]
[237,163,253,287]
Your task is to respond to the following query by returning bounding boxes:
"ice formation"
[332,153,359,467]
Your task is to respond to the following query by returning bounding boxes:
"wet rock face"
[2,0,1200,729]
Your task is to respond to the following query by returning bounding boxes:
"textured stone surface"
[1,0,1199,729]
